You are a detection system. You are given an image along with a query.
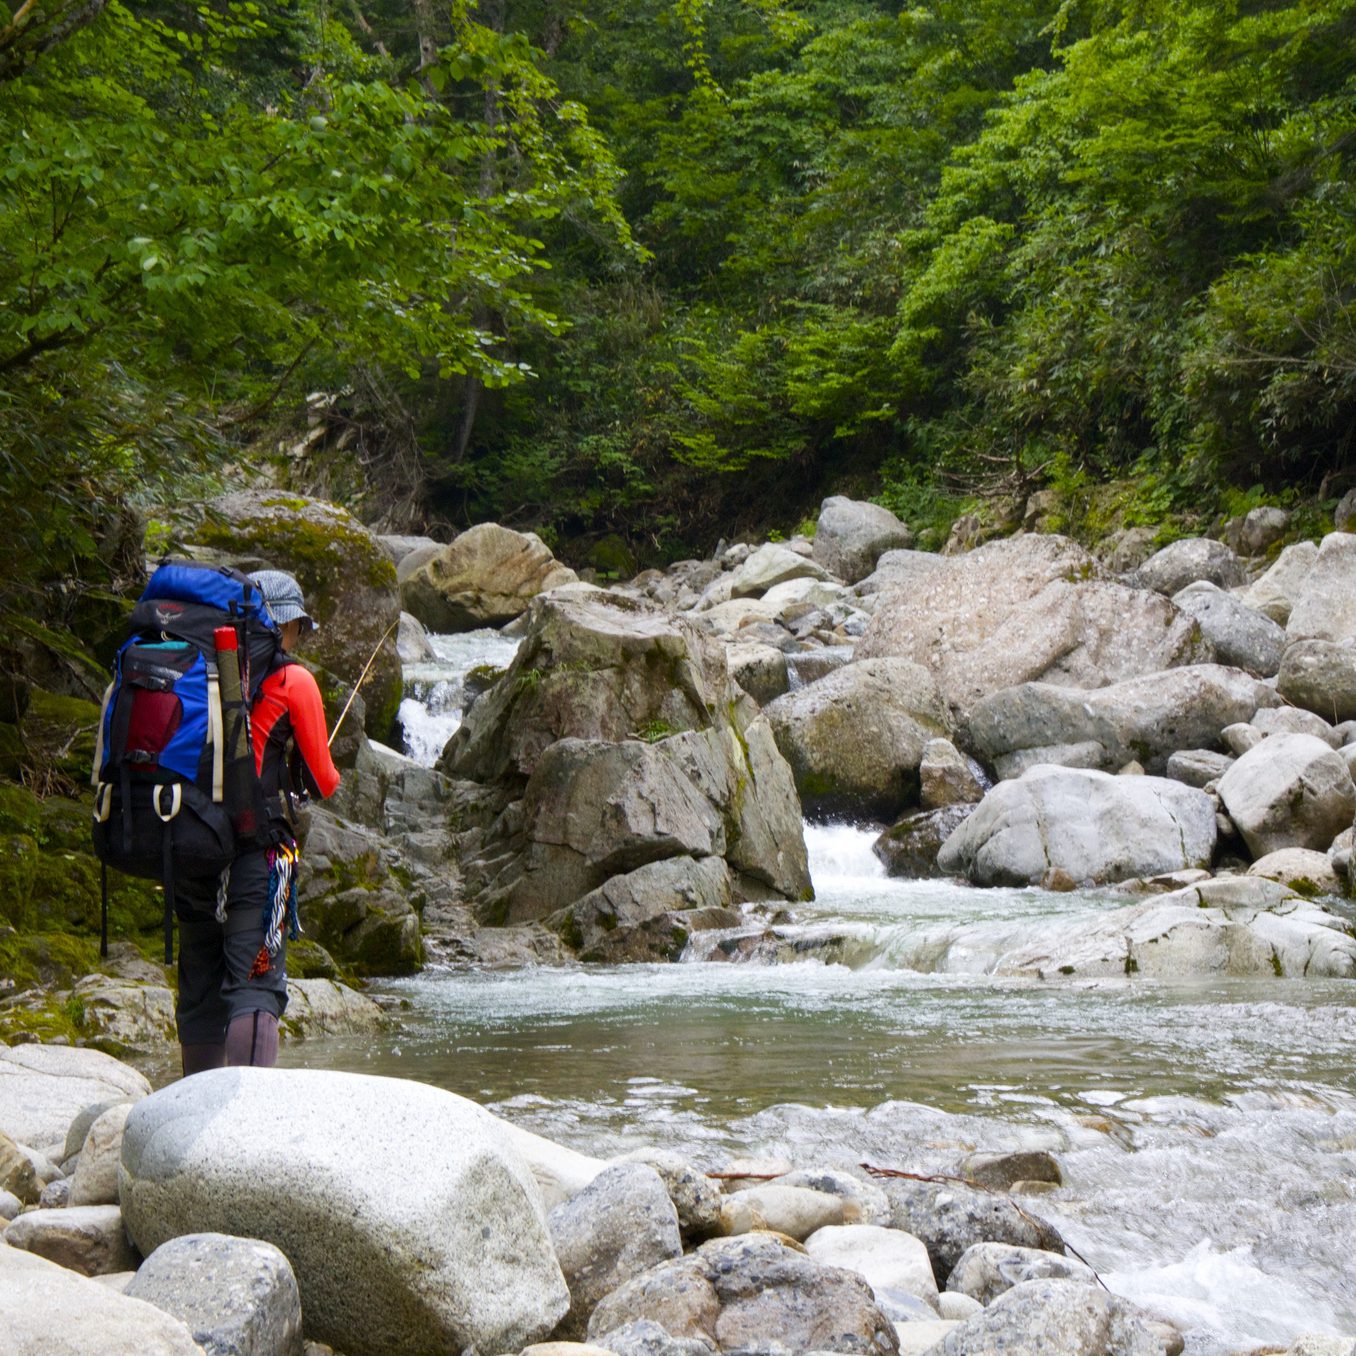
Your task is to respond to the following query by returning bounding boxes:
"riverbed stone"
[0,1045,150,1150]
[763,659,948,820]
[592,1319,718,1356]
[1,1241,204,1356]
[802,1224,939,1317]
[945,1243,1096,1306]
[1239,541,1318,624]
[933,1278,1163,1355]
[719,1184,847,1240]
[1164,749,1234,788]
[124,1232,303,1356]
[613,1149,723,1239]
[1251,706,1340,745]
[729,544,834,599]
[1247,848,1344,897]
[1170,582,1285,675]
[400,522,578,632]
[3,1204,140,1275]
[936,767,1216,888]
[118,1068,569,1356]
[937,1293,984,1321]
[958,1151,1061,1191]
[1132,538,1246,596]
[587,1232,899,1355]
[879,1178,1065,1287]
[67,976,178,1052]
[727,642,790,706]
[0,1131,40,1205]
[851,549,949,599]
[281,978,387,1038]
[779,1169,891,1228]
[812,498,914,584]
[69,1102,133,1207]
[874,806,975,879]
[1287,533,1356,644]
[920,739,986,809]
[549,1164,683,1341]
[859,537,1209,722]
[1217,733,1356,857]
[1277,640,1356,723]
[967,666,1277,779]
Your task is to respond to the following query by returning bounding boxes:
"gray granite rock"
[3,1204,140,1276]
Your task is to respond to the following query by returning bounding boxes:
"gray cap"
[248,570,317,633]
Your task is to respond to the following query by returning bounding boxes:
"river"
[281,628,1356,1354]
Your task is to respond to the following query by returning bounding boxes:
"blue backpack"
[91,560,282,962]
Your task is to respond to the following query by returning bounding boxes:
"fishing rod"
[328,617,401,747]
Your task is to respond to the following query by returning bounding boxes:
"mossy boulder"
[196,491,402,740]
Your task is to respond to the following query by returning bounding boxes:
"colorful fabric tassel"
[248,839,301,978]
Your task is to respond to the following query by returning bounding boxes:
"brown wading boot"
[181,1044,226,1077]
[225,1011,280,1067]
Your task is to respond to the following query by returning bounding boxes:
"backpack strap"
[91,681,114,787]
[207,666,225,803]
[152,783,181,965]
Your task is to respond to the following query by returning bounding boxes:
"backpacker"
[91,560,281,963]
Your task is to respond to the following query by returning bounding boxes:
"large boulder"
[400,523,578,632]
[0,1242,205,1356]
[813,497,914,584]
[0,1045,149,1150]
[851,549,949,599]
[727,544,833,599]
[1130,537,1246,596]
[198,490,402,739]
[443,592,811,931]
[1238,541,1317,625]
[1286,533,1356,643]
[933,1278,1163,1356]
[1216,733,1356,857]
[1170,582,1286,676]
[874,806,976,879]
[587,1232,899,1355]
[118,1069,570,1356]
[858,537,1209,721]
[968,666,1278,779]
[1276,640,1356,722]
[764,659,948,820]
[937,766,1216,887]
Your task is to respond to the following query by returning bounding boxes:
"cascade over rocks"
[118,1068,570,1356]
[858,536,1210,721]
[937,766,1216,887]
[967,665,1279,778]
[400,522,579,632]
[441,591,810,943]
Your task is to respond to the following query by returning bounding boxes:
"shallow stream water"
[282,630,1356,1354]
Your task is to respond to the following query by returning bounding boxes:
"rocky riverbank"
[5,1041,1353,1356]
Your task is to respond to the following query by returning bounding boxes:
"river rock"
[198,490,402,738]
[879,1178,1065,1287]
[802,1224,939,1317]
[1247,848,1343,897]
[1131,538,1246,596]
[66,976,176,1051]
[0,1189,22,1220]
[859,537,1210,721]
[874,806,975,879]
[594,1319,721,1356]
[395,611,437,663]
[719,1184,846,1240]
[1288,533,1356,644]
[118,1068,569,1356]
[1217,733,1356,856]
[1231,505,1290,556]
[281,978,387,1037]
[933,1278,1163,1355]
[613,1149,723,1239]
[587,1232,899,1355]
[993,876,1356,979]
[1252,706,1340,745]
[764,659,948,820]
[1170,582,1285,675]
[729,544,834,598]
[1,1242,204,1356]
[69,1103,133,1207]
[779,1168,891,1228]
[1164,749,1234,788]
[0,1045,150,1150]
[920,739,986,808]
[727,642,790,705]
[0,1131,39,1205]
[400,522,578,632]
[812,498,914,584]
[959,1151,1061,1191]
[4,1204,140,1275]
[1277,640,1356,723]
[937,767,1215,887]
[124,1232,303,1356]
[1238,541,1318,624]
[967,666,1277,778]
[549,1164,683,1340]
[945,1243,1096,1305]
[852,549,949,599]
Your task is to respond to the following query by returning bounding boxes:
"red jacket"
[251,662,341,801]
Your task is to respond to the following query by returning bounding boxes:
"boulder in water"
[945,1242,1097,1306]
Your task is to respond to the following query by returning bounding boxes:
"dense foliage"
[1,0,1352,591]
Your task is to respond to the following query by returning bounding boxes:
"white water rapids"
[285,630,1356,1354]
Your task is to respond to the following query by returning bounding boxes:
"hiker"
[176,570,341,1075]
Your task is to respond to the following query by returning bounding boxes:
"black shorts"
[174,847,289,1045]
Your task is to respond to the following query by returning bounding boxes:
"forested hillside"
[2,0,1353,607]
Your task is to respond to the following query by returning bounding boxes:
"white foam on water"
[804,821,887,887]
